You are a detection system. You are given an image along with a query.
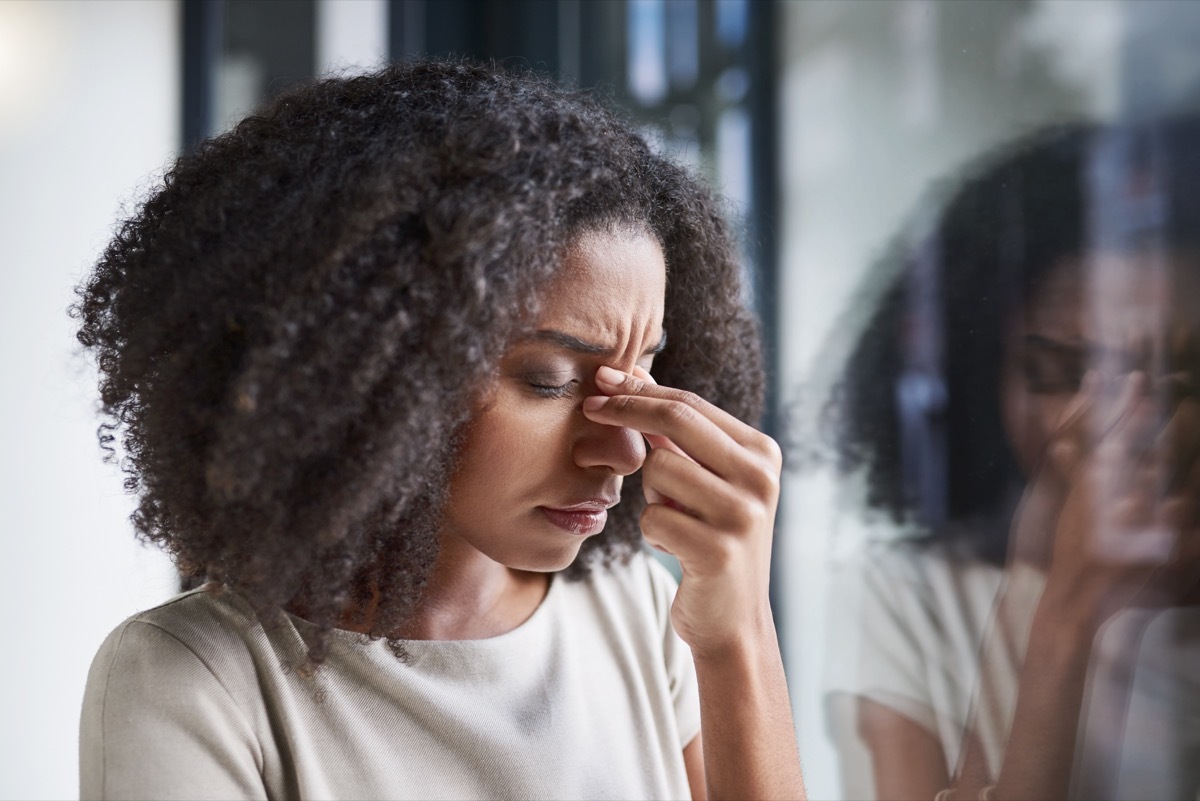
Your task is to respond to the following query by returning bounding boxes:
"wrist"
[688,609,779,667]
[1034,574,1116,641]
[1026,596,1099,675]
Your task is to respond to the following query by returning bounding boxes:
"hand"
[582,365,782,656]
[1015,370,1200,629]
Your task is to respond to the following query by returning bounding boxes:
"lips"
[539,497,619,536]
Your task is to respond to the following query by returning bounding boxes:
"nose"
[572,414,647,477]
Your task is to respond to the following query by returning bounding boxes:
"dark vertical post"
[747,0,787,648]
[182,0,222,151]
[389,0,427,61]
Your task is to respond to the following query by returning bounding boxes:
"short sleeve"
[80,620,267,801]
[645,554,701,747]
[823,551,938,732]
[823,544,1009,782]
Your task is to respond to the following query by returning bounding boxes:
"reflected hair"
[831,118,1200,563]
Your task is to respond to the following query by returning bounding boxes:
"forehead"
[1021,251,1200,345]
[537,228,667,338]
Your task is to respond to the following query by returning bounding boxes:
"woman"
[74,60,804,800]
[826,121,1200,800]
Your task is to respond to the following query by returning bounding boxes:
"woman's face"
[439,227,667,571]
[1000,258,1088,477]
[1001,250,1200,477]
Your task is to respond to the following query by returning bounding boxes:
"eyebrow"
[1024,334,1085,353]
[1025,334,1134,365]
[525,329,668,357]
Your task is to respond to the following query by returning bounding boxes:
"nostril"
[574,421,646,476]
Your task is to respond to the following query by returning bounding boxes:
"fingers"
[592,365,778,460]
[582,365,780,580]
[640,447,758,530]
[1041,370,1100,477]
[1046,371,1151,479]
[638,501,707,559]
[639,502,742,578]
[629,366,691,461]
[1087,373,1193,567]
[585,365,781,478]
[1159,398,1200,494]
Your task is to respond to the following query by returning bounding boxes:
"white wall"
[316,0,388,77]
[0,2,181,798]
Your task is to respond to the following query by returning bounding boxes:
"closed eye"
[1023,335,1086,394]
[527,380,577,399]
[522,371,578,399]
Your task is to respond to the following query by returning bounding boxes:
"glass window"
[777,2,1200,798]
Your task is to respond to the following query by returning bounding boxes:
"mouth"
[538,496,619,537]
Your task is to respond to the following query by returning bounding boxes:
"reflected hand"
[1015,370,1200,628]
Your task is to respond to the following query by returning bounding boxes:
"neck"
[339,534,550,641]
[408,539,551,640]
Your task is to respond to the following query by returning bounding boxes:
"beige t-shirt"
[80,553,700,801]
[823,542,1010,791]
[824,542,1200,800]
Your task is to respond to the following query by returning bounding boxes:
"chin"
[495,540,586,573]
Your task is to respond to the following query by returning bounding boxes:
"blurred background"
[4,0,1200,798]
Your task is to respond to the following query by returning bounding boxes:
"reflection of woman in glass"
[74,61,805,800]
[826,121,1200,800]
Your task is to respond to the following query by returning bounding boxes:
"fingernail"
[583,395,609,412]
[596,365,627,387]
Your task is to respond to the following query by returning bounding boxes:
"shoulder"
[92,587,265,670]
[81,590,272,798]
[83,587,292,720]
[834,540,1003,605]
[825,541,1005,682]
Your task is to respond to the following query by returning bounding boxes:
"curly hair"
[830,119,1200,563]
[73,60,763,662]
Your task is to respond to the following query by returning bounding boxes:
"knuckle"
[710,535,739,569]
[730,496,770,531]
[644,447,673,472]
[640,501,671,532]
[611,394,640,414]
[757,434,784,469]
[723,499,757,531]
[662,401,698,427]
[622,374,648,395]
[742,457,780,499]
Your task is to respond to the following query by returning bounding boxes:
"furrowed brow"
[526,329,668,357]
[531,330,610,355]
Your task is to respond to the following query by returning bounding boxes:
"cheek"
[451,398,573,493]
[1003,388,1070,476]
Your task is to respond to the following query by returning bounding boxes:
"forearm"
[953,587,1102,801]
[993,613,1094,800]
[693,617,806,801]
